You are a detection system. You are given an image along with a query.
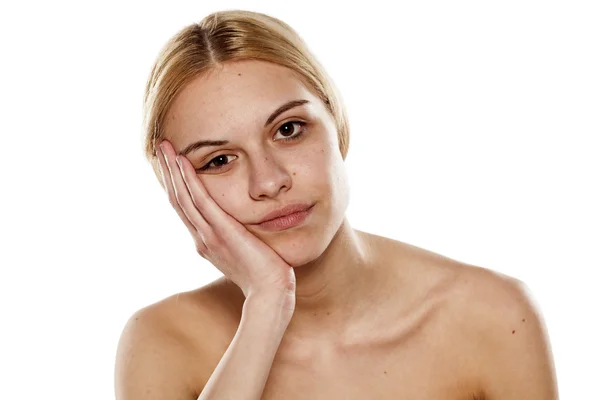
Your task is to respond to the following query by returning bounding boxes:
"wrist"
[243,289,295,329]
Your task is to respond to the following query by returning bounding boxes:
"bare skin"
[116,60,558,399]
[130,232,557,399]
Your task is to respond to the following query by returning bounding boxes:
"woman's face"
[163,60,350,266]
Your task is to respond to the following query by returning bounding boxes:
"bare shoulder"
[395,239,551,345]
[114,277,241,400]
[441,258,551,348]
[114,294,198,399]
[377,236,557,398]
[453,265,558,398]
[411,247,559,399]
[383,237,545,322]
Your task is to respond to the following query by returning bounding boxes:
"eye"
[197,154,237,172]
[197,120,307,172]
[275,120,307,142]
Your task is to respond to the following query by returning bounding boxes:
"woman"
[115,10,558,400]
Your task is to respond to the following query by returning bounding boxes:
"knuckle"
[196,246,208,259]
[202,232,220,249]
[193,232,207,247]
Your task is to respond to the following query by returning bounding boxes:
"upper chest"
[258,304,482,400]
[179,251,486,399]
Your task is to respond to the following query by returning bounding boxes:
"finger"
[174,151,244,239]
[156,142,202,236]
[159,141,213,238]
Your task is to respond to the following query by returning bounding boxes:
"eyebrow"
[178,99,310,156]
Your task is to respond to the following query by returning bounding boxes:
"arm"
[478,278,559,399]
[198,291,291,399]
[118,140,297,399]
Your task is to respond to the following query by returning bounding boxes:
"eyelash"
[197,120,307,172]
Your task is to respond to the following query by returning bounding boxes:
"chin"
[265,202,343,268]
[270,232,331,269]
[271,244,315,268]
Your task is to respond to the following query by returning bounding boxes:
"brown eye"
[198,154,237,172]
[275,121,307,141]
[196,121,307,173]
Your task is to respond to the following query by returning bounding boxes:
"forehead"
[164,60,321,146]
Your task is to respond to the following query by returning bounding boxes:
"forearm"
[198,291,292,400]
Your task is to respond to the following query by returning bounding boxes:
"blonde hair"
[142,9,350,185]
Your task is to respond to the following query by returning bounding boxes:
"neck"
[285,219,388,339]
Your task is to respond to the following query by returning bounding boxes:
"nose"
[247,152,292,200]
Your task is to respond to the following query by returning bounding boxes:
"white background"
[1,1,598,398]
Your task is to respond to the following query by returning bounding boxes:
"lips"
[255,203,313,224]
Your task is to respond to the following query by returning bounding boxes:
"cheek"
[300,145,345,194]
[317,141,350,203]
[293,148,326,185]
[202,181,246,217]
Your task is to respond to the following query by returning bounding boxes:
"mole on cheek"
[512,330,516,334]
